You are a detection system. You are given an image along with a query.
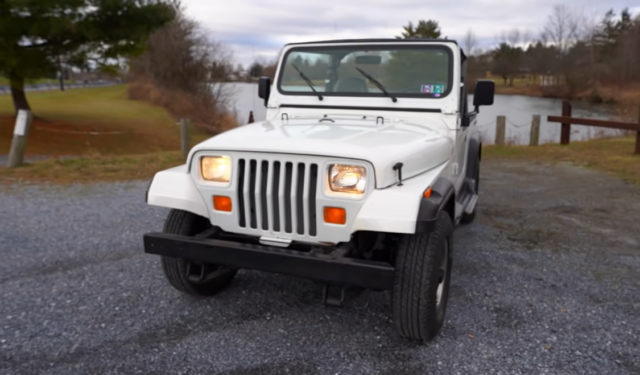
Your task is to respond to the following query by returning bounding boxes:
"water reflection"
[471,94,624,145]
[223,83,624,145]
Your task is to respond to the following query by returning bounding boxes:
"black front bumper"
[143,232,396,291]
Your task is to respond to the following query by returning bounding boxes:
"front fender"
[145,165,208,218]
[352,163,448,234]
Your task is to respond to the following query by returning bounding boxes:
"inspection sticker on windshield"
[421,84,445,94]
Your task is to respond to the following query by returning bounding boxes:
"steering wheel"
[399,81,448,93]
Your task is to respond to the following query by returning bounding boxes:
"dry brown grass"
[483,136,640,186]
[127,80,238,134]
[4,136,637,187]
[0,85,215,156]
[0,151,186,185]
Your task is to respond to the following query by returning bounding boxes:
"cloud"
[183,0,639,66]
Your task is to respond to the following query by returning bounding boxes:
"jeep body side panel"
[415,177,456,233]
[146,165,209,218]
[352,163,448,234]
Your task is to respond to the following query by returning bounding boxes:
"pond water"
[223,82,624,146]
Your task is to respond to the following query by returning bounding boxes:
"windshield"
[277,44,453,99]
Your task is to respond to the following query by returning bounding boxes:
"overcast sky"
[182,0,640,67]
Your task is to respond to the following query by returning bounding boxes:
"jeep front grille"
[236,158,319,236]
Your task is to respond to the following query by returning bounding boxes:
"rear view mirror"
[472,80,495,111]
[258,77,271,107]
[355,55,382,65]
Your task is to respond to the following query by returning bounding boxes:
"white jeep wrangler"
[143,38,495,342]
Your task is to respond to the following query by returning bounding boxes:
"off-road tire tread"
[392,211,453,341]
[160,209,236,297]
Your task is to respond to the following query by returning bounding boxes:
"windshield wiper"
[355,67,397,103]
[291,63,323,101]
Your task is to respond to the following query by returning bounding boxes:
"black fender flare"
[466,135,482,180]
[144,178,153,203]
[415,177,455,233]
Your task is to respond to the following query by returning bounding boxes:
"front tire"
[160,209,237,297]
[392,211,454,342]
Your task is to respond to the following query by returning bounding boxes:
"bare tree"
[541,4,580,53]
[127,0,237,133]
[520,30,534,47]
[575,8,602,41]
[506,29,521,46]
[462,28,478,56]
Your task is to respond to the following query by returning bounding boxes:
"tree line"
[247,5,639,101]
[469,6,640,99]
[2,2,637,119]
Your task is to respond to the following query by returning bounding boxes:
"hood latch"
[393,162,404,186]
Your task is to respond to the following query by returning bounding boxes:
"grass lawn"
[483,136,640,186]
[0,84,210,156]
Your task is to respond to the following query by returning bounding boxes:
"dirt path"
[0,159,639,374]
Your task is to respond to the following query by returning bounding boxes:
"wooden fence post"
[7,109,33,168]
[180,118,190,159]
[495,115,506,146]
[248,110,254,124]
[636,106,640,155]
[560,101,571,145]
[530,115,541,146]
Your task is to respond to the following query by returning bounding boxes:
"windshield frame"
[275,43,455,100]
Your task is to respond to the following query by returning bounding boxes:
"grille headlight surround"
[329,164,366,194]
[201,156,232,182]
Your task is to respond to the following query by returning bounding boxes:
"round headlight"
[201,156,231,182]
[329,165,366,194]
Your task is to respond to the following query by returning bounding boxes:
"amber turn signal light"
[423,187,432,198]
[324,207,346,225]
[213,196,232,212]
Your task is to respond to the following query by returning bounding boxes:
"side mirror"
[258,77,271,107]
[472,80,495,112]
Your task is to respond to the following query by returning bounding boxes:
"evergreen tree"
[0,0,174,113]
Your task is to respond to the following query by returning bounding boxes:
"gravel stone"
[0,160,639,375]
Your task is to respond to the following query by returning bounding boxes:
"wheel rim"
[436,239,450,307]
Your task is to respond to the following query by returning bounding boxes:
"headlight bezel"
[199,155,232,185]
[327,163,368,195]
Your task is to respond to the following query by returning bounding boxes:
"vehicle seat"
[334,77,368,92]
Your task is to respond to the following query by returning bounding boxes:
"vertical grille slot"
[296,163,306,235]
[284,162,293,233]
[271,162,281,232]
[232,156,320,237]
[259,160,269,230]
[248,160,257,229]
[308,164,318,236]
[237,159,246,227]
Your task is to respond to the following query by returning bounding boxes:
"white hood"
[191,116,454,188]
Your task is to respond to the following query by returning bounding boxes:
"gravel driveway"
[1,159,639,375]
